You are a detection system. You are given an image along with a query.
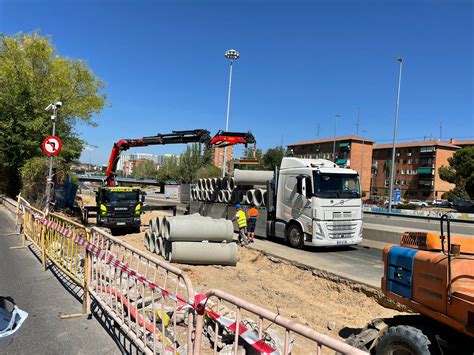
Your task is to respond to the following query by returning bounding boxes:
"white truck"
[190,157,363,248]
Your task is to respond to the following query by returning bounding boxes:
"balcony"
[418,179,434,190]
[417,167,434,176]
[339,142,350,151]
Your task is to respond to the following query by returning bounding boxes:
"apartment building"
[213,146,233,174]
[287,136,374,194]
[371,140,459,201]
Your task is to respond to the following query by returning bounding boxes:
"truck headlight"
[134,204,141,216]
[100,204,107,216]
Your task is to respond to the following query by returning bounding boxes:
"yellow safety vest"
[236,210,247,228]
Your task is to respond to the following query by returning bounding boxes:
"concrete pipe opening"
[255,189,265,206]
[230,189,238,204]
[159,236,165,258]
[144,230,151,251]
[224,190,232,203]
[211,178,217,190]
[168,242,238,266]
[246,189,256,206]
[149,218,158,235]
[216,178,223,190]
[233,169,274,186]
[167,217,233,242]
[227,177,235,191]
[152,232,160,254]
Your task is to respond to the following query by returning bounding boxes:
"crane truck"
[191,157,363,248]
[82,129,255,235]
[344,215,474,354]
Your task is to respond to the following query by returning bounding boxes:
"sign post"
[43,102,62,213]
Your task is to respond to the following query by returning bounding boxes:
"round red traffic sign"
[42,136,62,156]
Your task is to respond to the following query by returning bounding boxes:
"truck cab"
[275,158,363,247]
[96,186,144,234]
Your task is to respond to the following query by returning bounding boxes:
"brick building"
[371,140,459,201]
[287,136,374,194]
[213,146,233,174]
[449,139,474,149]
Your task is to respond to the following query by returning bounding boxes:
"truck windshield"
[102,190,139,203]
[313,172,360,198]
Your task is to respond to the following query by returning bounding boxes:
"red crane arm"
[104,129,255,187]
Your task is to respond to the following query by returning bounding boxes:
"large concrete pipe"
[227,177,235,191]
[262,190,268,207]
[197,179,203,190]
[230,189,238,204]
[223,190,231,203]
[217,190,223,203]
[151,231,159,254]
[216,178,223,190]
[211,178,217,190]
[158,236,165,258]
[144,230,151,251]
[255,189,265,206]
[246,189,256,206]
[149,218,158,235]
[168,242,238,266]
[163,239,171,261]
[206,179,212,191]
[166,217,233,242]
[234,169,274,186]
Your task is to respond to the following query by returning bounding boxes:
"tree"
[261,146,286,170]
[196,164,221,179]
[156,155,180,182]
[0,32,107,197]
[132,160,156,179]
[439,147,474,200]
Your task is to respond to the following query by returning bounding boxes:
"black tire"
[376,325,431,355]
[287,224,304,249]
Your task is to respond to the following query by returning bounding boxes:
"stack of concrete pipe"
[191,169,273,207]
[145,214,237,266]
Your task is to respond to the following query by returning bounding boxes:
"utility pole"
[222,49,240,177]
[361,130,367,197]
[44,101,62,214]
[388,57,403,213]
[317,123,320,138]
[332,114,341,162]
[440,121,443,141]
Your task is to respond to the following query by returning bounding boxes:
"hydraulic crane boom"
[105,129,256,186]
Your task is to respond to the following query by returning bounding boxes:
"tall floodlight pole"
[388,57,403,213]
[44,101,62,213]
[222,49,240,177]
[332,114,341,162]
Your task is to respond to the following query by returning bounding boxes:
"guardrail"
[86,227,195,354]
[3,196,365,354]
[194,289,366,355]
[363,207,474,223]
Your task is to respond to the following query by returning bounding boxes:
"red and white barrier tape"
[27,209,279,354]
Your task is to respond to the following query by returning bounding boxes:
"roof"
[373,139,460,150]
[452,140,474,147]
[288,135,374,147]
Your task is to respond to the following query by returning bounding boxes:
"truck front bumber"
[307,219,363,246]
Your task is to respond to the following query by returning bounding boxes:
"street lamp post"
[44,101,62,213]
[388,57,403,213]
[332,114,341,162]
[222,49,240,177]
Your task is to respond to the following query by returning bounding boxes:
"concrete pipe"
[227,177,235,191]
[230,189,238,204]
[157,236,164,257]
[217,190,223,203]
[197,179,202,190]
[149,217,158,235]
[166,217,233,242]
[246,189,256,206]
[224,190,231,203]
[237,190,248,204]
[254,189,264,206]
[262,190,268,207]
[144,230,151,251]
[234,169,274,186]
[152,231,160,254]
[216,178,223,190]
[211,178,217,190]
[163,239,171,261]
[157,216,164,236]
[168,242,238,266]
[206,179,213,191]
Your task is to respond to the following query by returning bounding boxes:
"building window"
[407,159,412,164]
[385,180,389,187]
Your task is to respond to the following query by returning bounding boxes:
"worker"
[247,205,259,243]
[232,204,248,245]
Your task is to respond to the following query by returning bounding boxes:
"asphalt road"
[363,213,474,236]
[0,207,130,354]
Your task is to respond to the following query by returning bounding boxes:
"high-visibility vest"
[248,208,259,219]
[236,210,247,228]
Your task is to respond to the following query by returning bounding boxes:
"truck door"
[294,175,313,224]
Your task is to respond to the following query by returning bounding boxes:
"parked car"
[408,199,428,207]
[384,199,402,208]
[431,199,452,207]
[453,200,474,213]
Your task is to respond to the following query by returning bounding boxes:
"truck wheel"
[376,325,431,355]
[287,224,304,249]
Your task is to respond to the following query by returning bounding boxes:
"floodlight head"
[225,49,240,62]
[396,57,403,63]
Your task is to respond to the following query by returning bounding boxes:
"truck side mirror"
[305,177,313,199]
[141,193,146,203]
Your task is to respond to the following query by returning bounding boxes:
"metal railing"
[86,227,195,355]
[194,289,367,354]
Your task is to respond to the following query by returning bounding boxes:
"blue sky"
[1,0,473,164]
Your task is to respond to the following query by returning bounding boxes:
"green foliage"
[439,147,474,200]
[196,164,221,179]
[240,145,287,171]
[0,32,106,197]
[20,156,69,205]
[132,160,156,179]
[156,155,180,182]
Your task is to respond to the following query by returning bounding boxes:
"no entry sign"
[42,136,62,156]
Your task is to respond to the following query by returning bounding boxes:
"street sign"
[394,188,401,203]
[42,136,62,156]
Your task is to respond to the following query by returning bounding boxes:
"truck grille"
[332,211,354,220]
[327,221,357,239]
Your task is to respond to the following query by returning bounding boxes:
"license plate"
[116,222,126,226]
[336,240,348,245]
